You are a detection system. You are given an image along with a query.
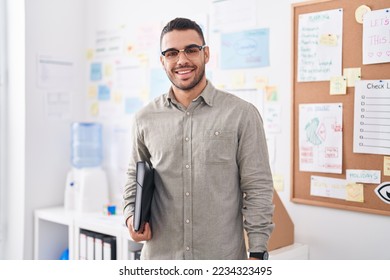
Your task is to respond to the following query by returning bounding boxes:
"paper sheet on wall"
[229,89,264,114]
[346,169,381,184]
[363,8,390,65]
[221,28,270,69]
[299,103,343,174]
[297,9,343,82]
[310,175,347,200]
[353,80,390,155]
[264,103,282,133]
[37,55,75,90]
[211,0,257,32]
[44,91,72,120]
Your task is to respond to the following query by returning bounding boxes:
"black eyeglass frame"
[161,44,206,57]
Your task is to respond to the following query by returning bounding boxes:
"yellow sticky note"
[330,76,347,95]
[273,174,284,192]
[89,102,99,116]
[86,48,94,60]
[88,85,98,99]
[112,91,122,104]
[346,183,364,202]
[104,64,113,77]
[137,53,149,65]
[384,156,390,176]
[255,76,269,90]
[343,68,361,87]
[319,34,338,47]
[355,5,371,24]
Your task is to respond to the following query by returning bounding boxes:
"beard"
[166,64,206,91]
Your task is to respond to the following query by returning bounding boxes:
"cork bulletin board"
[291,0,390,216]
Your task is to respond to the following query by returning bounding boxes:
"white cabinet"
[34,206,142,260]
[34,206,308,260]
[34,207,75,260]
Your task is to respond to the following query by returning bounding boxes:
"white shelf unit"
[34,206,141,260]
[35,206,308,260]
[34,207,75,260]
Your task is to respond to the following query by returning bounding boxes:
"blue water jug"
[71,122,103,168]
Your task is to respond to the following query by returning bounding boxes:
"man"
[123,17,274,260]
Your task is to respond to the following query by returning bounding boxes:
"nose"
[176,50,190,63]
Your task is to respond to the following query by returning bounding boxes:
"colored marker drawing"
[305,118,326,146]
[299,103,343,174]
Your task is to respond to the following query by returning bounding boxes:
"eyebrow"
[162,44,202,52]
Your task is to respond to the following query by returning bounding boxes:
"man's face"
[160,29,209,92]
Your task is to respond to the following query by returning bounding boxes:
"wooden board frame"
[291,0,390,216]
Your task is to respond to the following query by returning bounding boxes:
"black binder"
[133,161,155,232]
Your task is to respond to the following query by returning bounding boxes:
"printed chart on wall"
[299,103,343,174]
[354,80,390,155]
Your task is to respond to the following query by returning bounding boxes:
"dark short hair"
[160,18,205,49]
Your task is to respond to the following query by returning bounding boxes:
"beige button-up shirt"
[123,81,274,259]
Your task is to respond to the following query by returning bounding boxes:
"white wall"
[3,0,86,259]
[4,0,25,259]
[5,0,390,259]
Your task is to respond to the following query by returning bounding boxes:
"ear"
[160,55,165,67]
[204,46,210,64]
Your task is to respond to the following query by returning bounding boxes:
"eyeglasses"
[161,44,206,61]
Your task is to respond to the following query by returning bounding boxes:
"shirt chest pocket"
[203,130,235,165]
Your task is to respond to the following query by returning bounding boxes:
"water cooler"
[64,122,109,212]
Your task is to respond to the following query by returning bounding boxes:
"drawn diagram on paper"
[299,103,343,174]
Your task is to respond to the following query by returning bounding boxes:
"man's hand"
[126,216,152,242]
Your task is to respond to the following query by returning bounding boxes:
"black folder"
[133,161,155,232]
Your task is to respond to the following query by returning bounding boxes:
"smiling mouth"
[176,69,192,74]
[174,67,195,75]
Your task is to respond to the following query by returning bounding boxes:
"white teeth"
[177,70,192,74]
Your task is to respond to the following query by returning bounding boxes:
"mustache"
[173,65,196,71]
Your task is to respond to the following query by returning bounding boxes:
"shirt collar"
[164,80,215,107]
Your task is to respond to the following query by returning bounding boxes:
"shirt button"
[186,219,190,224]
[185,192,190,196]
[214,131,220,136]
[185,137,189,142]
[185,164,190,169]
[186,247,190,251]
[186,112,190,116]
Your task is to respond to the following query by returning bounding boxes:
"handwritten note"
[346,183,364,202]
[273,174,284,192]
[343,67,361,87]
[346,169,381,184]
[330,76,347,95]
[363,8,390,65]
[384,156,390,176]
[297,9,343,82]
[310,176,347,200]
[319,34,338,47]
